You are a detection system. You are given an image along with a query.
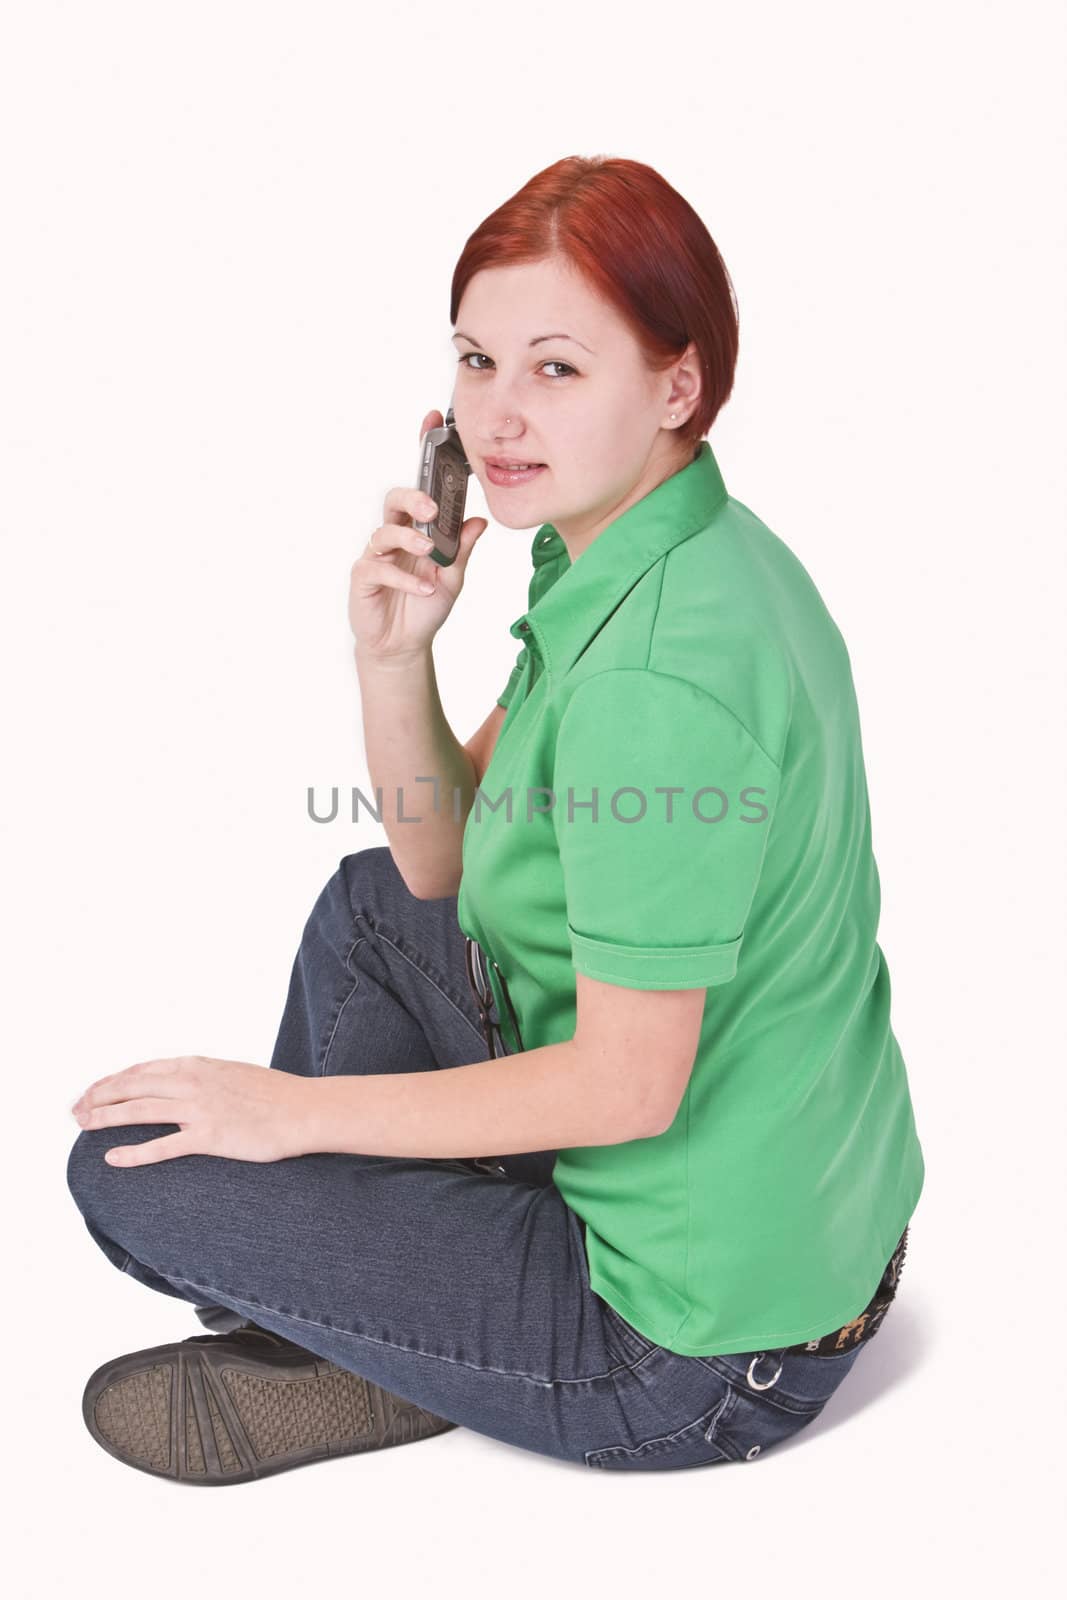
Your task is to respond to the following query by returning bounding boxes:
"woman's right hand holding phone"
[349,410,487,662]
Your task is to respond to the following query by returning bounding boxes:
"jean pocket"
[702,1342,866,1463]
[584,1378,734,1471]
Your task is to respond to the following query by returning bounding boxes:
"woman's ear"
[666,340,702,422]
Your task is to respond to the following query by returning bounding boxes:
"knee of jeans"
[339,845,395,886]
[66,1128,132,1259]
[66,1124,173,1222]
[67,1126,125,1212]
[67,1126,102,1208]
[299,848,390,952]
[338,844,402,914]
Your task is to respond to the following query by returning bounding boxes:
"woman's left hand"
[70,1056,316,1167]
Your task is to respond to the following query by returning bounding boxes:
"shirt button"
[518,621,530,632]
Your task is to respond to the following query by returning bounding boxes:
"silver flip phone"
[413,405,471,567]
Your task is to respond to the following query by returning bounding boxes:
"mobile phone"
[412,405,471,567]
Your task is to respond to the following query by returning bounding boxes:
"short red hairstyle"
[450,156,739,446]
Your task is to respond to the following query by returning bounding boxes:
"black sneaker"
[81,1322,457,1485]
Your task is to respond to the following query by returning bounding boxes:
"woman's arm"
[306,973,706,1156]
[356,646,476,902]
[348,425,493,900]
[70,976,706,1165]
[356,646,491,899]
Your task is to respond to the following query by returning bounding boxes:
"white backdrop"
[3,0,1063,1594]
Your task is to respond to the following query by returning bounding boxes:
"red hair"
[450,156,739,446]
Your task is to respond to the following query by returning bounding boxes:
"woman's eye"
[455,354,576,379]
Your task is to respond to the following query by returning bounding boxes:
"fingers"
[76,1096,181,1130]
[73,1060,176,1115]
[357,565,436,597]
[355,565,436,597]
[356,518,442,595]
[459,515,488,546]
[105,1132,190,1167]
[451,515,489,568]
[366,520,438,561]
[380,407,444,525]
[382,483,438,528]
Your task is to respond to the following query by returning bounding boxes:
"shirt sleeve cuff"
[566,924,744,989]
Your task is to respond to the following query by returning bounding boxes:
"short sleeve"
[552,670,781,989]
[496,644,529,710]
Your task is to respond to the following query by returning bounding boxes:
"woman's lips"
[485,461,548,487]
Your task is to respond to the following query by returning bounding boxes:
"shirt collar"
[509,439,728,681]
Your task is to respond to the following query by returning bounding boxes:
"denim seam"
[361,914,486,1050]
[154,1267,649,1388]
[319,936,367,1076]
[584,1386,733,1466]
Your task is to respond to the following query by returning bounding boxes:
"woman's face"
[451,254,700,557]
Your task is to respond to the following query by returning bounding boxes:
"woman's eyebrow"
[452,330,596,354]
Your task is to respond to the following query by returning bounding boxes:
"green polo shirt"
[456,441,925,1357]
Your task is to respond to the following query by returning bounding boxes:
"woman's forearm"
[299,1041,663,1158]
[354,645,475,898]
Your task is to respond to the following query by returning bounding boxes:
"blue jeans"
[66,845,870,1471]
